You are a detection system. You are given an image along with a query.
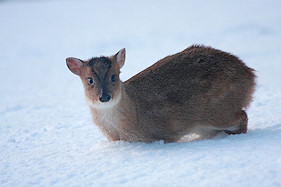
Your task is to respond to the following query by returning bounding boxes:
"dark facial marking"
[88,57,112,81]
[88,57,114,95]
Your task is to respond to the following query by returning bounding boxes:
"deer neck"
[87,83,136,141]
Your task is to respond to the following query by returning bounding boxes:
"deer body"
[66,45,256,142]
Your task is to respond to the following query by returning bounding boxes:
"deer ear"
[66,57,83,76]
[115,48,126,69]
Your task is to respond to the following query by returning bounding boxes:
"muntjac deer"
[66,45,256,143]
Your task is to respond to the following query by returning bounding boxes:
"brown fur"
[66,45,256,142]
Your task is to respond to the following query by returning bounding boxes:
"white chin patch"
[86,92,121,109]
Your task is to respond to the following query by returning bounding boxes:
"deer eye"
[87,77,94,85]
[111,75,117,82]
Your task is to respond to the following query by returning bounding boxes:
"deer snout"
[99,92,111,103]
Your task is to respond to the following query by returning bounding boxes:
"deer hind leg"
[179,111,248,142]
[195,110,248,140]
[224,110,248,135]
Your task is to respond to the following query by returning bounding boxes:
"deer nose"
[99,93,111,102]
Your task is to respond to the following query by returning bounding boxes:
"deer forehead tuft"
[88,57,112,69]
[86,57,116,81]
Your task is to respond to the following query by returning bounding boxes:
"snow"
[1,0,281,186]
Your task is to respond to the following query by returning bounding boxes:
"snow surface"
[1,0,281,186]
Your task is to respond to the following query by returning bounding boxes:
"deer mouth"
[86,92,121,109]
